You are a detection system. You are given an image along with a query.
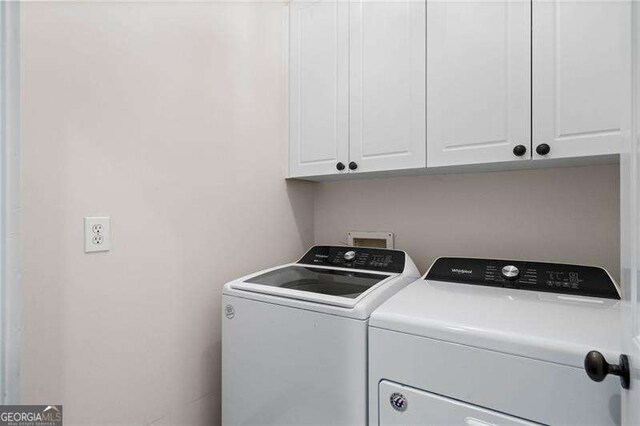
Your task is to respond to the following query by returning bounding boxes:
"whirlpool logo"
[451,268,473,275]
[0,405,63,426]
[225,304,235,319]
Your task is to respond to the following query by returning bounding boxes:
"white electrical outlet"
[85,217,110,253]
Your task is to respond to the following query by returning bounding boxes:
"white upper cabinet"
[532,0,631,160]
[288,0,632,179]
[289,0,349,178]
[427,1,531,168]
[289,0,425,178]
[349,0,426,173]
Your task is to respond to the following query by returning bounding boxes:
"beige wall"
[315,165,620,280]
[20,2,315,425]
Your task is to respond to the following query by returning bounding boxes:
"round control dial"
[390,393,407,412]
[344,251,356,261]
[501,265,520,280]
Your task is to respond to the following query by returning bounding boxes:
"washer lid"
[370,277,622,369]
[230,264,393,308]
[225,245,419,312]
[246,265,387,298]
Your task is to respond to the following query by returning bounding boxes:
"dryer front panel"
[379,380,539,426]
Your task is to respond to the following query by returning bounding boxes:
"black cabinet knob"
[512,145,527,157]
[349,161,358,170]
[336,162,345,171]
[584,350,630,390]
[536,143,551,156]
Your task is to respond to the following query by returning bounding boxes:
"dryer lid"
[370,263,622,369]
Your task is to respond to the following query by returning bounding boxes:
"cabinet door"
[426,1,531,168]
[532,1,631,160]
[289,0,349,178]
[349,0,426,173]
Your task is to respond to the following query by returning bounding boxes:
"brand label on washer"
[225,304,235,319]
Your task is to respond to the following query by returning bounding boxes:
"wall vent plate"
[347,231,393,249]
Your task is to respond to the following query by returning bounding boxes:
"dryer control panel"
[426,257,620,299]
[297,246,406,274]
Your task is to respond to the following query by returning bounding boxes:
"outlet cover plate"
[85,216,110,253]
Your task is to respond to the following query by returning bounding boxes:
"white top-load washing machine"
[222,245,419,426]
[369,257,624,426]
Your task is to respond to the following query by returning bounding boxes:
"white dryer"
[369,257,625,426]
[222,245,419,426]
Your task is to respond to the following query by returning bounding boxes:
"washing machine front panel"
[222,294,367,426]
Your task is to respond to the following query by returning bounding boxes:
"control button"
[344,251,356,261]
[501,265,520,280]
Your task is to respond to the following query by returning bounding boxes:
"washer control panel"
[297,246,405,274]
[426,257,620,299]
